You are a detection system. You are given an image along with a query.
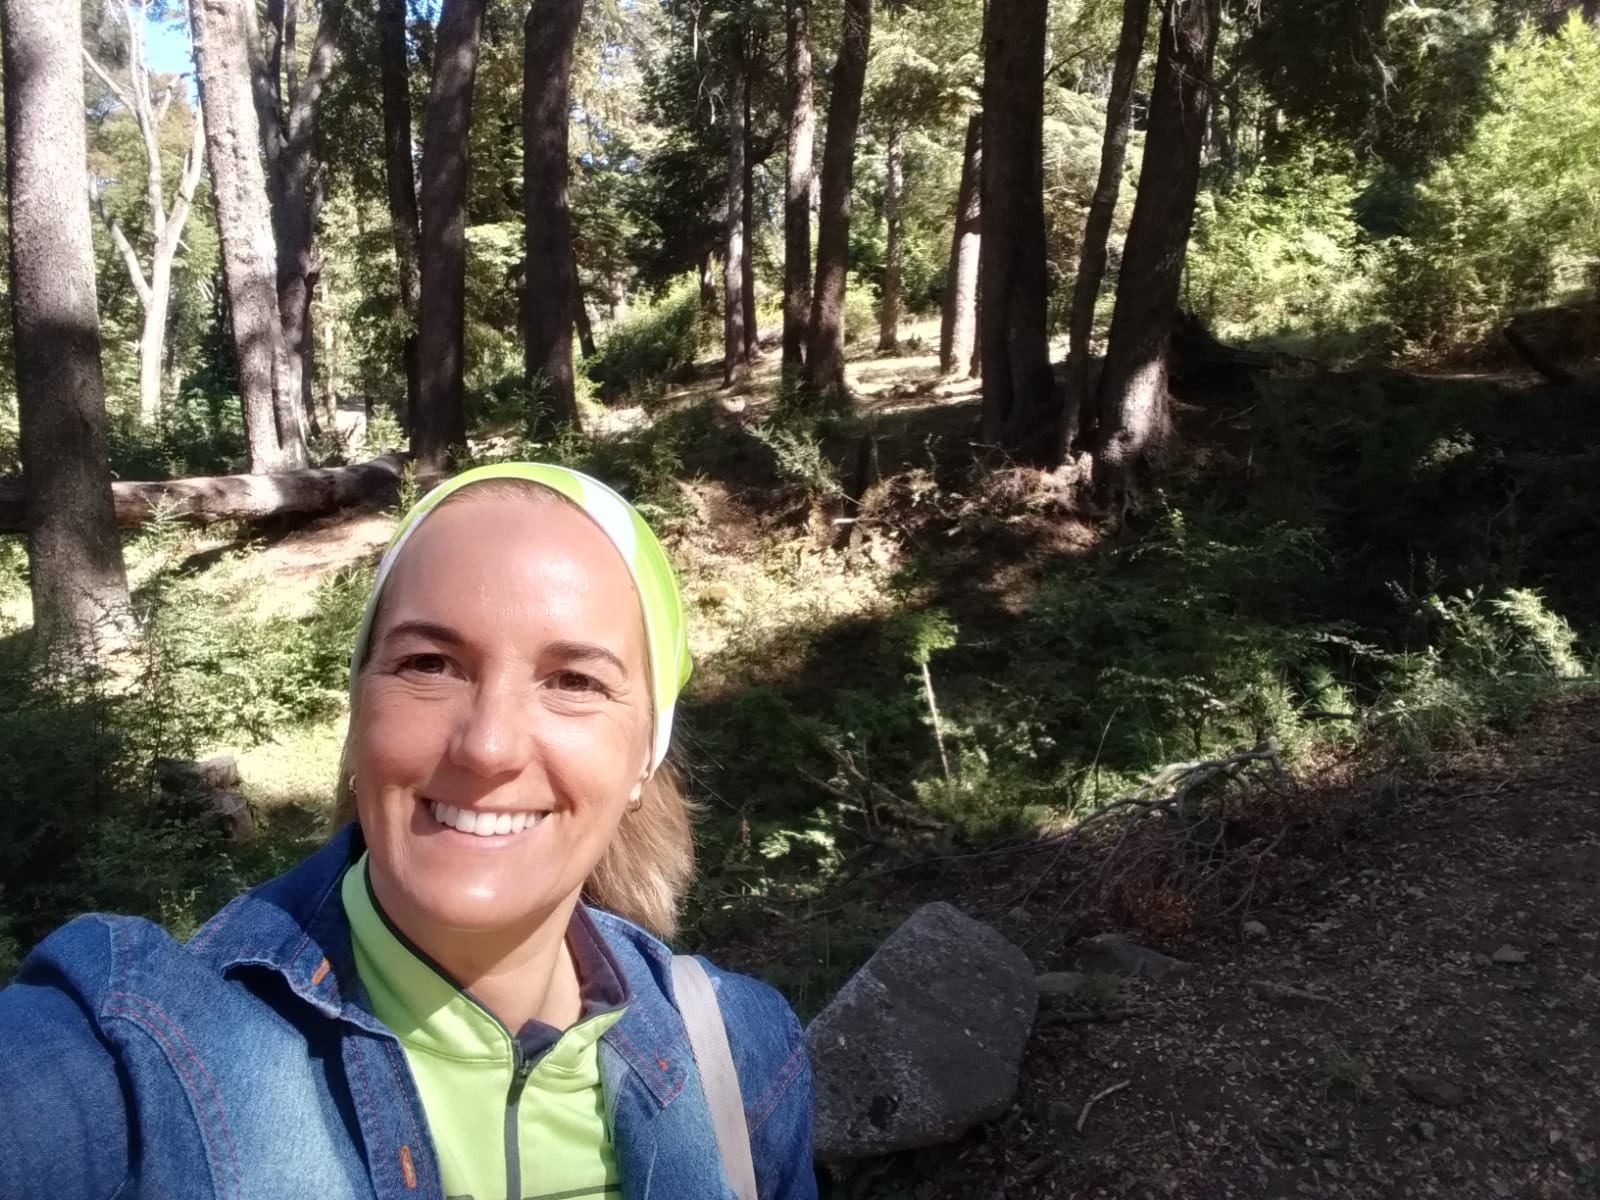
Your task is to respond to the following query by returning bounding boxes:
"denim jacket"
[0,827,817,1200]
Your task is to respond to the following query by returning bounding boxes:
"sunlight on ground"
[227,713,346,810]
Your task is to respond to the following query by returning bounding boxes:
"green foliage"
[1381,16,1600,354]
[0,549,347,978]
[586,276,713,397]
[1384,585,1587,753]
[1187,145,1382,357]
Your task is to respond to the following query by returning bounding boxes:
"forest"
[2,0,1600,1192]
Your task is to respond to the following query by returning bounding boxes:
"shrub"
[1382,16,1600,354]
[1186,143,1382,356]
[587,277,712,398]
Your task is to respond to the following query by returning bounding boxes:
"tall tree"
[723,44,751,386]
[82,0,207,428]
[782,0,815,367]
[1060,0,1150,456]
[191,0,309,472]
[522,0,585,433]
[939,112,980,376]
[1091,0,1221,501]
[876,124,903,350]
[258,0,346,433]
[413,0,485,467]
[977,0,1052,462]
[2,0,132,643]
[805,0,873,395]
[377,0,421,425]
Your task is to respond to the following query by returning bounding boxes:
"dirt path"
[866,697,1600,1199]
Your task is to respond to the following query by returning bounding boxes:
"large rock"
[806,902,1038,1160]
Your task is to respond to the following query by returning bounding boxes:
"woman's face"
[352,492,654,945]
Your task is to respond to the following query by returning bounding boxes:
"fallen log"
[0,453,409,533]
[1503,324,1577,386]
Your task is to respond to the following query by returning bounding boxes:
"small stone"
[1473,953,1494,968]
[1242,919,1269,941]
[1222,1057,1248,1076]
[1413,1120,1438,1142]
[1250,979,1332,1010]
[1035,971,1088,999]
[1073,933,1193,982]
[1399,1070,1467,1110]
[1406,887,1428,900]
[1491,944,1528,965]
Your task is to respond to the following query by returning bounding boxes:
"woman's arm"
[746,1000,818,1200]
[0,920,133,1198]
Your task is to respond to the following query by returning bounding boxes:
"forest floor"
[810,696,1600,1200]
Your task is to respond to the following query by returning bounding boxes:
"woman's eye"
[550,670,607,696]
[399,653,450,676]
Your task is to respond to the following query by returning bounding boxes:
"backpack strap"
[671,955,758,1200]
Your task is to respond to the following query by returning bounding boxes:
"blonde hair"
[332,479,697,937]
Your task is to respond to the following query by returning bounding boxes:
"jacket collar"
[185,824,690,1111]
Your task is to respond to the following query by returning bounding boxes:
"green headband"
[349,463,692,768]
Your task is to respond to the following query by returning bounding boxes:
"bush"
[587,277,712,398]
[1186,144,1382,356]
[1381,16,1600,355]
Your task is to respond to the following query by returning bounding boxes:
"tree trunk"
[978,0,1054,463]
[378,0,422,424]
[413,0,485,468]
[573,276,597,359]
[741,74,758,361]
[1061,0,1150,457]
[699,253,717,310]
[940,112,981,377]
[782,0,815,368]
[1091,0,1221,500]
[84,6,209,428]
[2,0,132,644]
[805,0,873,396]
[190,0,307,473]
[0,455,410,532]
[261,0,344,442]
[877,125,904,352]
[522,0,584,434]
[723,48,751,387]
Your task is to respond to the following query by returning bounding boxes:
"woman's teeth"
[428,802,544,837]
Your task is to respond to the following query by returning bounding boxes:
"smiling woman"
[0,464,818,1200]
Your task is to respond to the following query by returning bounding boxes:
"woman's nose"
[448,681,534,779]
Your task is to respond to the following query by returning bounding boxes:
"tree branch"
[88,176,153,308]
[286,0,346,160]
[160,108,207,260]
[81,49,135,113]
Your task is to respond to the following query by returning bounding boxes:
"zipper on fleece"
[504,1049,535,1200]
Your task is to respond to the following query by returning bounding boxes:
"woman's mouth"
[427,801,547,837]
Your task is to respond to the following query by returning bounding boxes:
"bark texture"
[1092,0,1221,498]
[741,75,758,361]
[978,0,1054,462]
[574,277,597,359]
[783,0,815,367]
[939,112,982,377]
[378,0,422,423]
[805,0,873,395]
[724,50,751,386]
[259,0,345,431]
[1061,0,1150,456]
[522,0,585,433]
[0,455,409,532]
[190,0,307,472]
[2,0,132,643]
[877,125,904,351]
[413,0,486,467]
